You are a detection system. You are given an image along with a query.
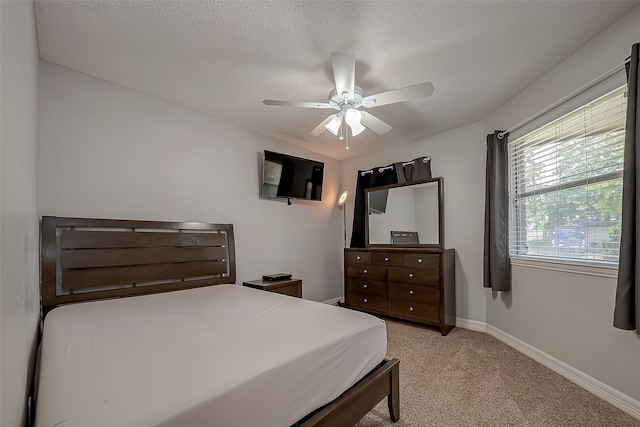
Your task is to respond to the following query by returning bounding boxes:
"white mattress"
[35,284,387,427]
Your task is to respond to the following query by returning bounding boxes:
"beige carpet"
[355,320,640,427]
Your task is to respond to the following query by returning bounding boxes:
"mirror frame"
[365,177,444,249]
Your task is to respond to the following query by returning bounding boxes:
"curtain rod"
[359,156,431,176]
[497,57,630,140]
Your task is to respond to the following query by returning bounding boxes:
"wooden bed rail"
[296,358,400,426]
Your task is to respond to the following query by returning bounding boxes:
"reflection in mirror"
[367,180,440,246]
[390,231,419,244]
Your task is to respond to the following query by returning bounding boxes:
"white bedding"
[35,284,387,427]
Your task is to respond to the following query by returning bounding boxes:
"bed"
[35,216,400,427]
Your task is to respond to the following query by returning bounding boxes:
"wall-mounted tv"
[368,189,389,214]
[261,150,324,202]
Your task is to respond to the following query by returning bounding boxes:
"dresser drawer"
[346,251,372,264]
[388,266,439,286]
[388,282,439,304]
[347,292,387,312]
[346,264,386,281]
[404,253,439,268]
[372,252,403,266]
[388,298,439,323]
[346,278,386,297]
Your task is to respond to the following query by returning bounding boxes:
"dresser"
[344,247,455,335]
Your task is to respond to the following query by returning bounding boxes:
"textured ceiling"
[34,1,638,160]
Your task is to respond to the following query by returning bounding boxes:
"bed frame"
[40,216,400,426]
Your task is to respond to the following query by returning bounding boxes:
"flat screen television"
[261,150,324,202]
[368,189,389,214]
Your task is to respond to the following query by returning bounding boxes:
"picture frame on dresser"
[344,177,456,336]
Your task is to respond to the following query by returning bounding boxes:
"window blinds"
[262,159,283,198]
[508,85,627,264]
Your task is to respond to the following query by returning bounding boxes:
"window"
[262,159,283,198]
[509,86,627,265]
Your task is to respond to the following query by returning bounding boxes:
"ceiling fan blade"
[360,111,392,135]
[310,116,333,136]
[362,82,435,108]
[331,51,355,100]
[263,100,333,109]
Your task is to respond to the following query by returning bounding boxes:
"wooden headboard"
[41,216,236,316]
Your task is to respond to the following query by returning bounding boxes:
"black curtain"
[398,156,432,183]
[614,43,640,333]
[349,165,399,248]
[483,131,511,292]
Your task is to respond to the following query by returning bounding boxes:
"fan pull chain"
[345,126,349,150]
[338,115,348,149]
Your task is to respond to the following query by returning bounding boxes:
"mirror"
[365,177,443,248]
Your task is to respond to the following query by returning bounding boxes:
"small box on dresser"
[344,248,455,335]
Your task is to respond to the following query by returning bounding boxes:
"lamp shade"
[345,109,365,136]
[338,190,349,206]
[325,114,342,135]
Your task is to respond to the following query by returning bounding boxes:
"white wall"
[38,61,343,303]
[414,184,439,244]
[484,6,640,402]
[340,122,488,323]
[1,2,41,426]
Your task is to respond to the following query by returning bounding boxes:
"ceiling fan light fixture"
[350,121,366,136]
[345,108,365,136]
[325,114,342,135]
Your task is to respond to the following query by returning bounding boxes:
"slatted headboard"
[41,216,236,316]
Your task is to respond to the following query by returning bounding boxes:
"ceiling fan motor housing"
[329,86,364,110]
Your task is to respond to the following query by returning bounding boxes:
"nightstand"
[242,278,302,298]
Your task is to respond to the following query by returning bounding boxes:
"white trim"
[510,256,618,279]
[455,318,486,332]
[486,324,640,421]
[322,296,343,306]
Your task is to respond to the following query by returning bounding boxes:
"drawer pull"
[363,284,368,289]
[363,298,368,303]
[363,269,368,274]
[409,306,414,312]
[409,290,414,295]
[418,258,423,264]
[356,256,361,260]
[409,273,414,278]
[384,257,389,262]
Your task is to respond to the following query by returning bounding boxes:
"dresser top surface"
[345,247,452,254]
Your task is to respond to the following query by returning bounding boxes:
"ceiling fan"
[263,51,435,149]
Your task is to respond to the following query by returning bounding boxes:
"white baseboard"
[484,324,640,421]
[323,296,343,306]
[455,317,486,332]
